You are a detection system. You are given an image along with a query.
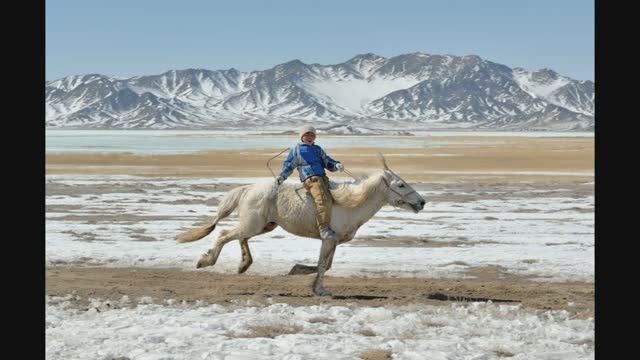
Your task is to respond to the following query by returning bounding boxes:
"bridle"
[380,171,420,207]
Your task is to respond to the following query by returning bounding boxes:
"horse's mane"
[329,171,384,209]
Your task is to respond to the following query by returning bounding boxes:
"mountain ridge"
[46,52,594,131]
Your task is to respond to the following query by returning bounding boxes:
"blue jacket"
[279,143,340,182]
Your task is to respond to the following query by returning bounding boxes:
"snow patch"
[46,298,594,360]
[303,78,421,113]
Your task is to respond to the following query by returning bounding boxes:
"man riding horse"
[276,125,344,242]
[176,126,426,296]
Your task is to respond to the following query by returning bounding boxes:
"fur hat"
[299,125,316,140]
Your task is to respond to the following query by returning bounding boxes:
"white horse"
[176,156,426,296]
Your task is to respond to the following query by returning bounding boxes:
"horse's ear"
[377,153,389,170]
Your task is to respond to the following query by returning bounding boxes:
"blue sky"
[46,0,594,81]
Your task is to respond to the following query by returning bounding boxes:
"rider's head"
[299,125,316,144]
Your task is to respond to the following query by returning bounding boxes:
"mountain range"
[45,52,594,131]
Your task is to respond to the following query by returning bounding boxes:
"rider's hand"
[276,175,285,185]
[336,163,344,172]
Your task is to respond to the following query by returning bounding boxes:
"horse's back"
[272,183,320,237]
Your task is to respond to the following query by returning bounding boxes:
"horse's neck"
[350,177,388,226]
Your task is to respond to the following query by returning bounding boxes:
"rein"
[266,149,415,207]
[266,148,292,179]
[266,148,361,212]
[380,173,419,205]
[342,168,361,181]
[265,148,420,213]
[266,148,361,182]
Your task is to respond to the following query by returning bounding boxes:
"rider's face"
[302,132,316,144]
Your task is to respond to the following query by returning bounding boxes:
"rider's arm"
[279,146,298,179]
[319,147,339,172]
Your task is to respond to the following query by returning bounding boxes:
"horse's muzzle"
[412,200,426,212]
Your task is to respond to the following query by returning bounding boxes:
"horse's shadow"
[330,294,388,300]
[273,292,388,300]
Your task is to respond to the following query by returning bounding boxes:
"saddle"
[293,178,339,201]
[293,179,338,191]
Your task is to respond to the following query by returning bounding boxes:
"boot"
[319,225,338,241]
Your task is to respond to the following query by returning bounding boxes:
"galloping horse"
[176,155,426,296]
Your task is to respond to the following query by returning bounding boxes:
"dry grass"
[228,324,303,339]
[46,137,594,184]
[493,350,516,357]
[359,349,393,360]
[307,316,336,324]
[422,320,447,328]
[359,328,377,337]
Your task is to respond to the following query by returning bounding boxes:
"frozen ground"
[46,175,594,282]
[46,173,594,359]
[46,294,594,360]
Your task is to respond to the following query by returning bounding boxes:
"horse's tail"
[176,185,249,243]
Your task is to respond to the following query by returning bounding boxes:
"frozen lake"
[45,130,593,154]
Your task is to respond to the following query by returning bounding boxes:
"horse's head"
[378,154,426,213]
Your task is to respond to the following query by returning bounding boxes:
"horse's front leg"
[288,250,336,275]
[289,233,353,275]
[312,238,337,296]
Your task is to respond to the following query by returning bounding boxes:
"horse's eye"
[398,184,405,188]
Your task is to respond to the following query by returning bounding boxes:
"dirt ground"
[46,136,594,319]
[46,136,594,183]
[46,266,594,319]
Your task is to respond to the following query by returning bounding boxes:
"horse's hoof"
[196,259,209,268]
[313,288,333,297]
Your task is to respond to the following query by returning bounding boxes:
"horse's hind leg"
[238,238,252,274]
[196,228,241,268]
[238,222,278,274]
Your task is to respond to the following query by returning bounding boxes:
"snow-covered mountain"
[45,52,594,131]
